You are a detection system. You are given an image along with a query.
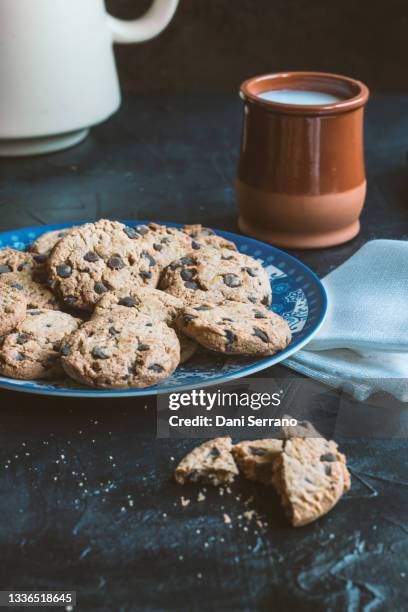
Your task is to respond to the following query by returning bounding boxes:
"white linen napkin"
[284,240,408,401]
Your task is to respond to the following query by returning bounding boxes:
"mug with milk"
[0,0,179,156]
[237,72,369,249]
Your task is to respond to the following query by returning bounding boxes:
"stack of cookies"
[0,220,291,389]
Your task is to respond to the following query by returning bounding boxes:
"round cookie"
[0,270,58,310]
[124,223,193,270]
[0,309,81,380]
[61,314,180,389]
[93,286,183,325]
[176,301,291,355]
[160,249,272,306]
[0,285,28,335]
[48,219,160,311]
[182,224,237,252]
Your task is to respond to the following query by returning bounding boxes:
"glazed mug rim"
[240,71,370,115]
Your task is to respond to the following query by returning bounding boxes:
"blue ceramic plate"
[0,221,327,397]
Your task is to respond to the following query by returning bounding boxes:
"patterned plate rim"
[0,220,328,397]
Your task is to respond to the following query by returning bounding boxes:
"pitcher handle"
[107,0,179,44]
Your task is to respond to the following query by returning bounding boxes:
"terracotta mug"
[236,72,370,249]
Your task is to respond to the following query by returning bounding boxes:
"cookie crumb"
[223,513,231,524]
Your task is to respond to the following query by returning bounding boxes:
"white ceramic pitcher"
[0,0,179,156]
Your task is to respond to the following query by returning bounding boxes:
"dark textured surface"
[0,94,407,610]
[106,0,408,93]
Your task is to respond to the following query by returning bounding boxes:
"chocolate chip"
[10,283,23,290]
[83,251,99,263]
[0,265,12,274]
[169,262,180,271]
[184,314,198,324]
[47,298,57,306]
[180,268,194,281]
[94,282,108,295]
[153,243,163,252]
[29,311,41,316]
[118,296,138,308]
[139,271,152,280]
[191,241,201,250]
[188,470,200,482]
[123,226,138,239]
[65,295,78,306]
[33,254,47,264]
[108,327,118,336]
[149,364,163,373]
[135,225,149,236]
[324,465,332,476]
[225,329,236,350]
[208,447,221,459]
[14,352,26,361]
[222,317,233,322]
[248,296,257,304]
[61,345,70,356]
[253,327,269,343]
[249,446,267,456]
[56,263,72,278]
[254,310,267,319]
[138,343,150,351]
[92,347,109,359]
[57,231,67,238]
[194,305,210,311]
[143,252,156,267]
[320,453,337,462]
[184,281,199,290]
[223,274,241,288]
[16,333,30,345]
[180,256,195,266]
[145,322,152,327]
[261,295,270,306]
[244,267,258,277]
[107,256,125,270]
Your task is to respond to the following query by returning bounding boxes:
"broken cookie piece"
[174,437,239,486]
[232,439,283,485]
[271,436,350,527]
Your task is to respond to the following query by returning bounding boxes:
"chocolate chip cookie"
[182,224,237,251]
[48,220,160,310]
[271,436,351,527]
[0,309,81,380]
[93,286,183,325]
[176,301,291,355]
[0,271,58,310]
[160,249,272,306]
[232,439,283,485]
[61,313,180,389]
[174,437,239,485]
[0,285,28,335]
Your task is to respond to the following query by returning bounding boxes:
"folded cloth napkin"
[284,240,408,401]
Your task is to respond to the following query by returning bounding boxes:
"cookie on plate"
[176,301,291,356]
[174,437,239,486]
[93,286,183,326]
[232,439,283,485]
[182,224,237,252]
[122,223,193,270]
[0,284,28,335]
[61,313,180,389]
[48,220,160,311]
[160,249,272,306]
[271,436,350,527]
[0,270,58,310]
[0,309,81,380]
